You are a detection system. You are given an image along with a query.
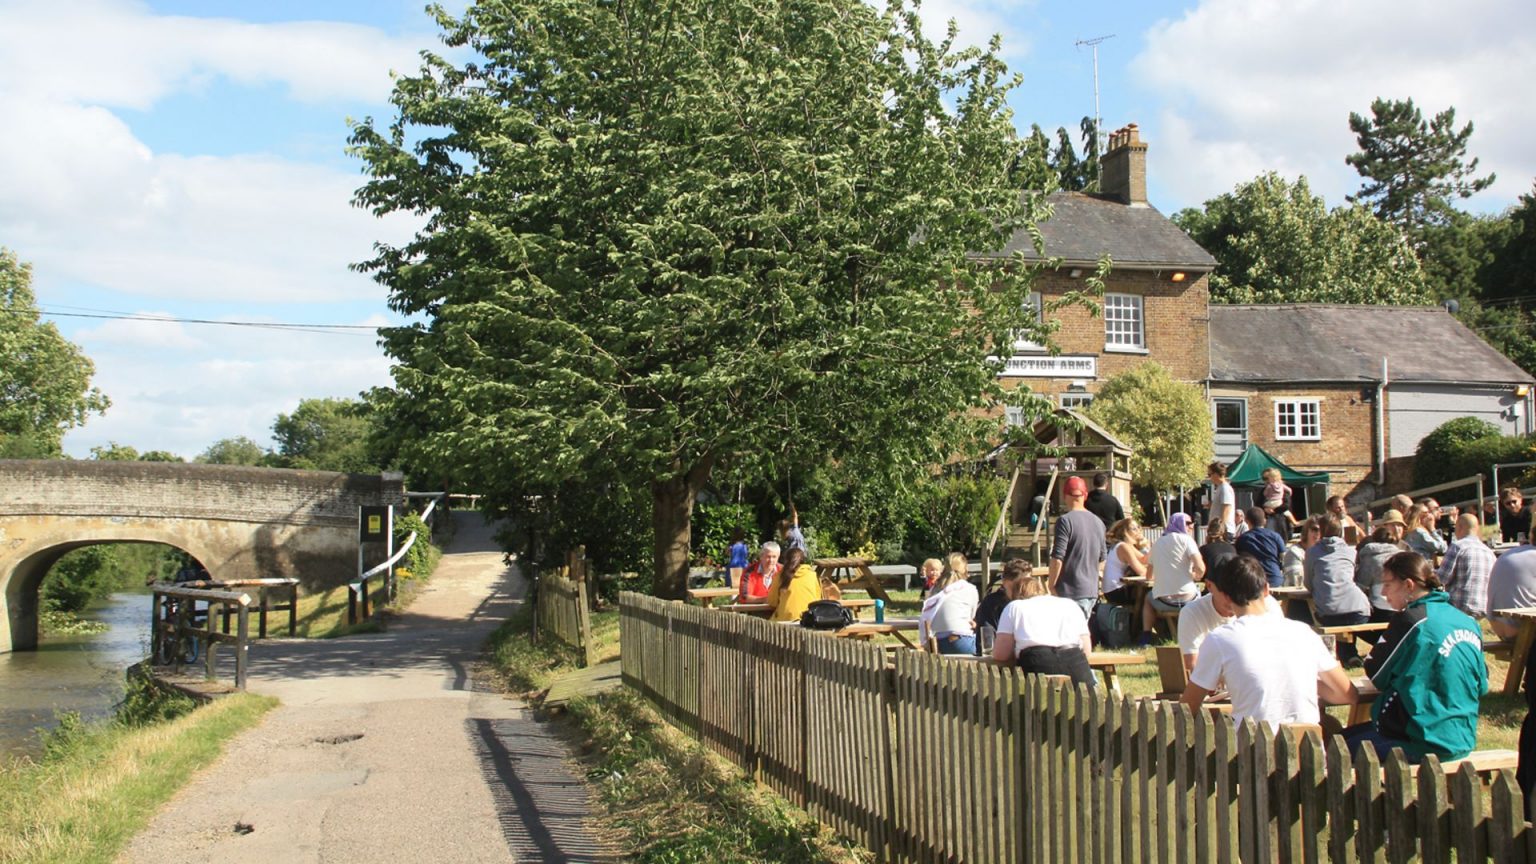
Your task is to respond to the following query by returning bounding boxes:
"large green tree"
[1174,173,1430,305]
[350,0,1054,597]
[1086,363,1211,520]
[0,249,109,457]
[1346,97,1495,239]
[195,436,270,466]
[271,397,377,473]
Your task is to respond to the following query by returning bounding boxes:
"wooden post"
[235,601,249,690]
[287,582,298,636]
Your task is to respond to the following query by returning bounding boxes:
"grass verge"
[0,685,277,864]
[487,599,864,863]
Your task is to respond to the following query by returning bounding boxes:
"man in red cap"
[1049,475,1107,621]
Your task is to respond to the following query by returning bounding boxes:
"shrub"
[393,512,441,579]
[905,472,1005,560]
[1414,416,1510,488]
[691,502,755,567]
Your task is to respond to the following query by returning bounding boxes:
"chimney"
[1100,123,1148,205]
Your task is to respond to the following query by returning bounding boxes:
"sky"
[1,0,1533,460]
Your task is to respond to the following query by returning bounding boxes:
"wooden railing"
[535,548,594,666]
[176,578,299,638]
[620,592,1532,863]
[150,585,252,689]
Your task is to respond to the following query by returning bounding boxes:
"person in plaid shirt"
[1441,513,1495,618]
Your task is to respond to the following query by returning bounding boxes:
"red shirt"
[738,561,781,603]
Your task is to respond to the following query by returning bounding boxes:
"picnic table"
[1269,585,1310,618]
[815,557,891,602]
[835,618,921,649]
[719,602,772,616]
[686,587,739,606]
[1492,606,1536,695]
[1087,651,1147,695]
[939,650,1148,695]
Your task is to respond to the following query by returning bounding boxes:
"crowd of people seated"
[718,474,1526,774]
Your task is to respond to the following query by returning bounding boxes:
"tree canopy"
[0,248,109,457]
[350,0,1055,596]
[1173,172,1429,305]
[196,436,270,466]
[1346,97,1495,238]
[271,397,377,473]
[1086,363,1211,510]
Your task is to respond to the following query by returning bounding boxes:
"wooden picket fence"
[535,548,594,666]
[620,591,1536,863]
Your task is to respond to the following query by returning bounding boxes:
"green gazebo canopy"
[1225,444,1331,486]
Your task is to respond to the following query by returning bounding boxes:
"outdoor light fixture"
[1170,271,1187,282]
[1518,385,1530,398]
[1069,268,1083,278]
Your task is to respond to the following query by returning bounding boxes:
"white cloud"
[67,315,392,458]
[1133,0,1536,211]
[914,0,1034,60]
[0,0,430,109]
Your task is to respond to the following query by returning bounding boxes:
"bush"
[393,512,441,579]
[691,502,755,567]
[905,473,1005,561]
[1414,417,1504,487]
[116,674,196,728]
[41,546,116,613]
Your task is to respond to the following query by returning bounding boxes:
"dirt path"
[119,512,615,863]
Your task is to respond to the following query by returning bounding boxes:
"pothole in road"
[313,733,365,745]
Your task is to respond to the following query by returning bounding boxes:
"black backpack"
[800,600,854,631]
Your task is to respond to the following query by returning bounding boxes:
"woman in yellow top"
[766,548,821,622]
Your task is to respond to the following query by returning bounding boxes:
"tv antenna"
[1075,34,1115,155]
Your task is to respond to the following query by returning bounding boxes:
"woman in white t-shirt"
[1103,518,1149,606]
[991,574,1095,687]
[919,553,980,655]
[1142,512,1207,636]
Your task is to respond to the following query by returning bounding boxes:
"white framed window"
[1012,292,1045,352]
[1274,399,1321,441]
[1060,393,1094,410]
[1004,406,1025,427]
[1104,293,1145,351]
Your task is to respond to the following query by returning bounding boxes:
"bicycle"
[154,594,201,666]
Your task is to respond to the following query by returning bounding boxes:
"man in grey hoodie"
[1305,514,1371,667]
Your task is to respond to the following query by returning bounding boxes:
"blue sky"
[1,0,1532,459]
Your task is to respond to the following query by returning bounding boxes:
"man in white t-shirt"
[1177,555,1282,672]
[1182,552,1356,727]
[1208,461,1236,537]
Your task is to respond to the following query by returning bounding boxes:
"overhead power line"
[5,304,387,337]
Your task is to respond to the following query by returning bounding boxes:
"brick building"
[983,123,1533,509]
[1209,304,1534,502]
[975,124,1216,413]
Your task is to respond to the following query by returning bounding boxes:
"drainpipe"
[1375,358,1388,486]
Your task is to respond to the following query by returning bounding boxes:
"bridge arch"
[0,460,403,652]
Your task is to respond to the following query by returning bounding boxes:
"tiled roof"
[977,191,1217,270]
[1210,304,1532,385]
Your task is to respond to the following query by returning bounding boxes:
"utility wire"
[3,304,388,336]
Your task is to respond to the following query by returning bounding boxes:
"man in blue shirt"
[1234,505,1287,587]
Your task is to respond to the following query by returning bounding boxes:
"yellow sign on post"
[368,515,382,535]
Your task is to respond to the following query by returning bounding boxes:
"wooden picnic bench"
[940,650,1147,695]
[686,586,739,606]
[814,557,891,602]
[1492,605,1536,695]
[835,619,920,649]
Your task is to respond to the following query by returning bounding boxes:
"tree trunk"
[651,459,714,600]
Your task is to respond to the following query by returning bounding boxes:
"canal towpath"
[119,511,614,863]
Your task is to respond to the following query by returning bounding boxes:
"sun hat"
[1376,509,1407,528]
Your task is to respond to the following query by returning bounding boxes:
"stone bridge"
[0,460,405,653]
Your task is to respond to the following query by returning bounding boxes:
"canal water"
[0,591,152,758]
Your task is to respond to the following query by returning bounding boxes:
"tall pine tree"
[1345,97,1495,239]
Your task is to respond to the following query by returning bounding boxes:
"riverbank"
[0,686,276,864]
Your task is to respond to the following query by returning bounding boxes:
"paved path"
[120,512,615,863]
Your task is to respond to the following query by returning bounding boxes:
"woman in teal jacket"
[1342,551,1488,763]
